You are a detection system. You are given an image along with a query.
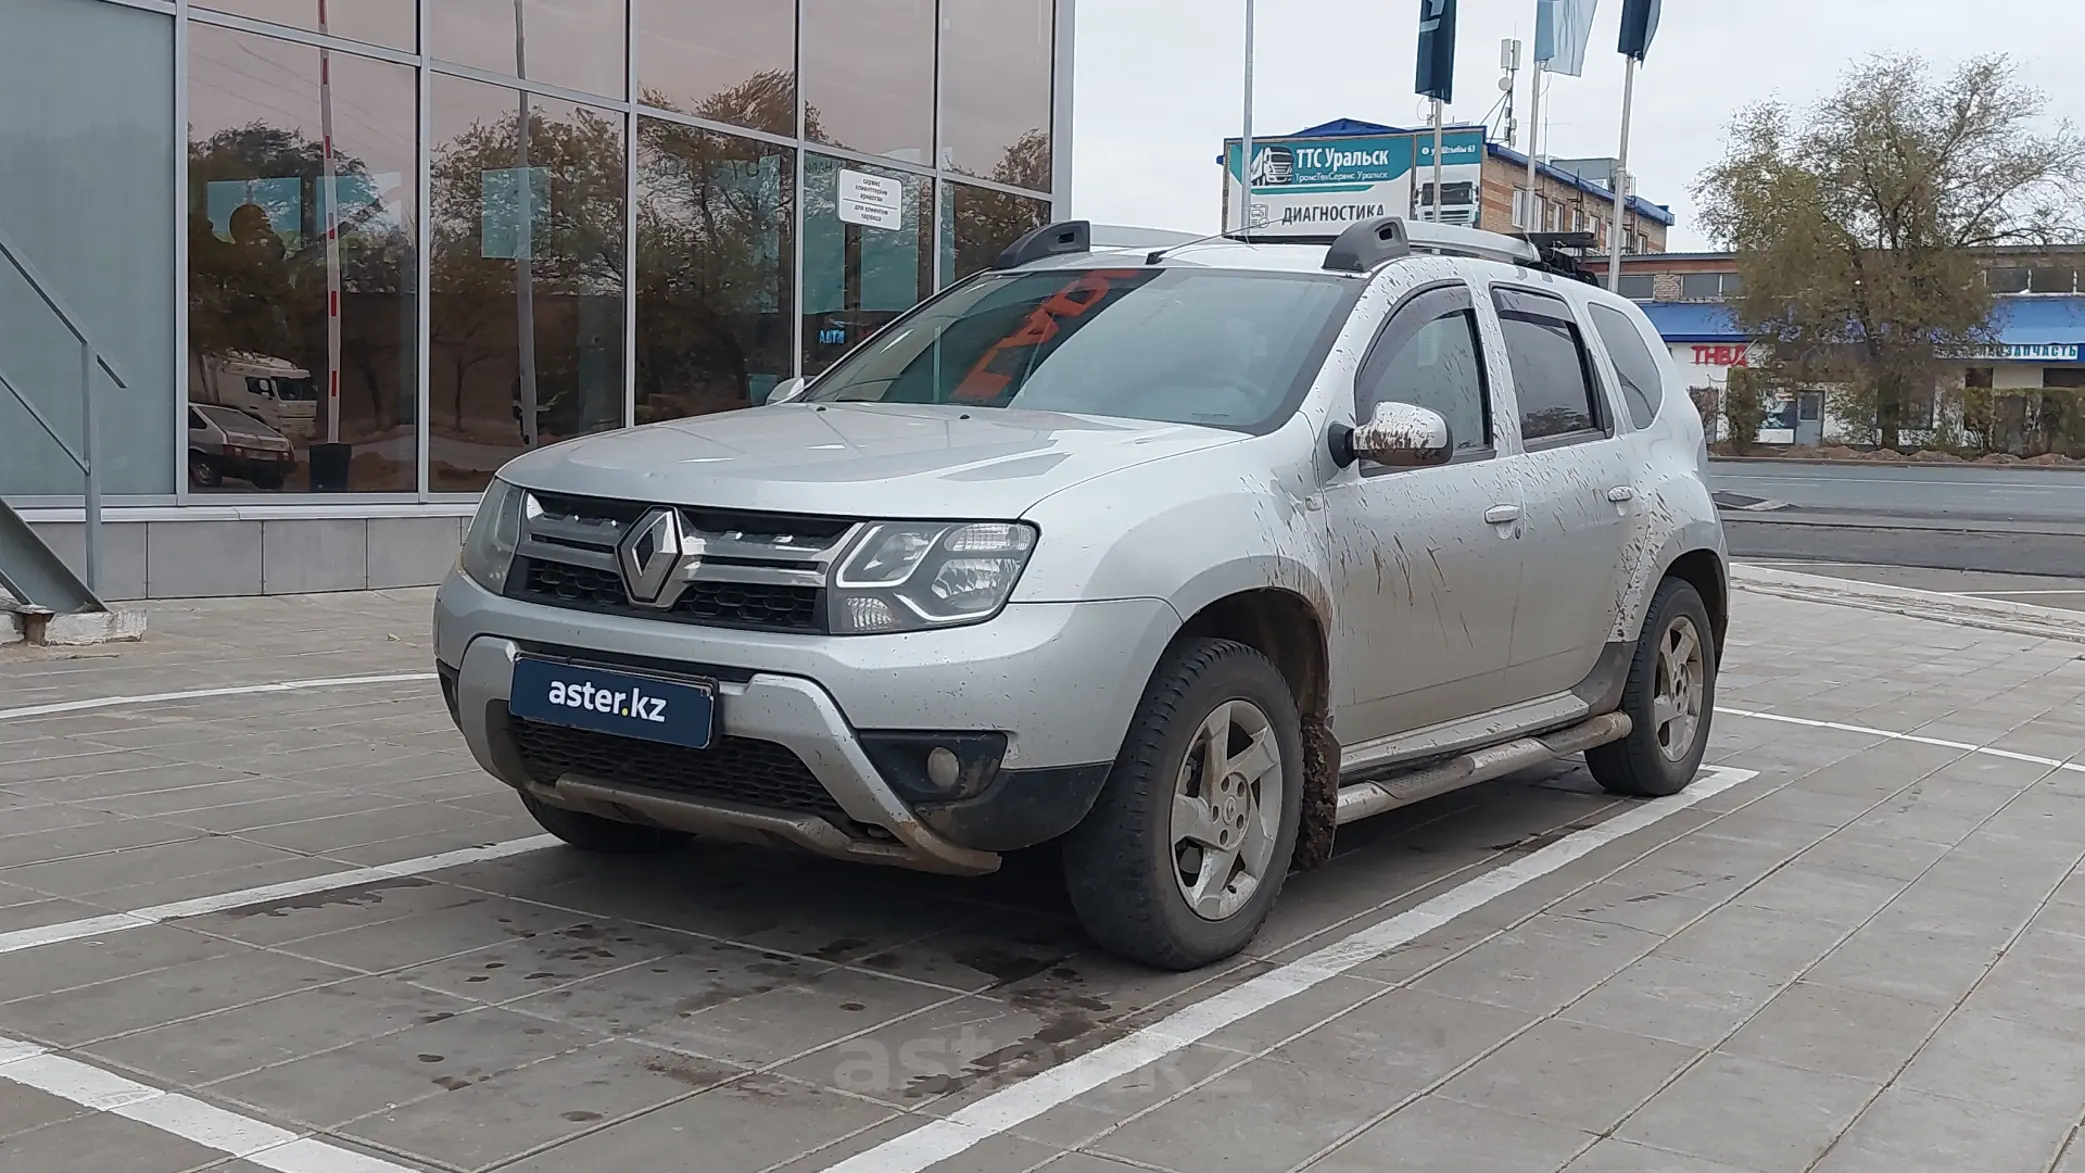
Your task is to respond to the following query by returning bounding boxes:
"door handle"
[1484,504,1521,524]
[1607,486,1636,502]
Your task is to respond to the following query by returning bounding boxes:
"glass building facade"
[1,0,1067,506]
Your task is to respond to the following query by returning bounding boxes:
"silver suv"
[434,216,1727,970]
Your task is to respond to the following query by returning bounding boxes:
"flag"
[1618,0,1661,60]
[1534,0,1598,76]
[1415,0,1457,104]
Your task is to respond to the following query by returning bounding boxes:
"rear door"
[1486,285,1636,702]
[1324,281,1525,742]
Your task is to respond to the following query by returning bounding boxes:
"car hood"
[496,402,1247,519]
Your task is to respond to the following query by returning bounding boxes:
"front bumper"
[436,571,1178,874]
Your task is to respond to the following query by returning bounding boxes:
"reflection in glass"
[637,2,795,136]
[803,156,931,376]
[939,182,1051,288]
[431,0,627,100]
[636,122,794,423]
[196,0,416,51]
[801,0,934,162]
[430,74,626,492]
[186,23,417,493]
[939,0,1053,184]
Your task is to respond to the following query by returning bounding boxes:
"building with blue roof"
[1619,251,2085,452]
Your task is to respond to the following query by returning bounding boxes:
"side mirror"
[1330,402,1453,469]
[765,376,808,406]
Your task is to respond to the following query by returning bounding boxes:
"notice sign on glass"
[837,169,903,231]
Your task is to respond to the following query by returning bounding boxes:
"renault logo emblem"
[618,508,684,604]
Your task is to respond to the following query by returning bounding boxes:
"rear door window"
[1492,287,1606,446]
[1589,303,1666,429]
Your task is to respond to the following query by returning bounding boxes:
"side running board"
[1333,712,1632,826]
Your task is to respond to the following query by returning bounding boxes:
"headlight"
[460,478,527,592]
[829,521,1037,634]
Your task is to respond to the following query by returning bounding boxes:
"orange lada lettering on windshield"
[952,269,1145,403]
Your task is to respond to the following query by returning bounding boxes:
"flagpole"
[1430,100,1444,223]
[1523,59,1543,231]
[1608,54,1636,290]
[1239,0,1255,237]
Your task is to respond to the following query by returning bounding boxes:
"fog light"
[859,731,1009,803]
[926,746,962,791]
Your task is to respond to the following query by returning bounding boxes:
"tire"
[1061,638,1305,970]
[190,454,221,488]
[520,792,691,854]
[249,470,286,491]
[1587,577,1717,798]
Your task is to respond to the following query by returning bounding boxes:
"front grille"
[508,715,848,823]
[513,558,826,632]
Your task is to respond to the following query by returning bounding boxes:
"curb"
[1730,564,2085,645]
[1712,454,2085,473]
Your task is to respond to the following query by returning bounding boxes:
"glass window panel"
[1988,268,2030,294]
[1615,274,1655,301]
[939,0,1053,186]
[636,121,794,422]
[1589,303,1665,429]
[803,155,930,375]
[938,182,1050,288]
[801,0,934,162]
[2028,267,2076,294]
[430,74,626,492]
[1361,309,1491,453]
[1679,272,1727,301]
[637,1,795,136]
[0,0,174,499]
[186,24,417,494]
[197,0,416,52]
[431,0,627,100]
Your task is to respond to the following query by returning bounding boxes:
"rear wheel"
[520,792,691,854]
[1061,638,1304,970]
[1588,577,1716,798]
[190,454,221,488]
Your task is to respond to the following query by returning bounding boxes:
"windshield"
[802,268,1357,431]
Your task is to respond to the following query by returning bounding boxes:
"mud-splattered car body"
[435,216,1727,967]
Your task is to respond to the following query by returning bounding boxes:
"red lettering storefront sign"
[1691,344,1749,368]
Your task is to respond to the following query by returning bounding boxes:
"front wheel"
[520,792,691,854]
[1588,577,1717,798]
[1061,638,1304,970]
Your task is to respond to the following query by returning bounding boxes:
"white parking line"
[822,765,1759,1173]
[0,1038,418,1172]
[0,673,437,723]
[0,835,555,956]
[1718,707,2085,773]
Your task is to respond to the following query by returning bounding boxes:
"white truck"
[189,350,319,441]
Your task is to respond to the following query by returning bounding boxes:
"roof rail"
[992,220,1092,269]
[1323,216,1543,274]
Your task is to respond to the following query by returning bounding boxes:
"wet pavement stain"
[222,876,434,919]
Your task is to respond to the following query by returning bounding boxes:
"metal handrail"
[0,230,129,593]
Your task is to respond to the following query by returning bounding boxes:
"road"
[1710,460,2085,523]
[1710,460,2085,577]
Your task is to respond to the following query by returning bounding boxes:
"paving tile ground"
[0,580,2083,1171]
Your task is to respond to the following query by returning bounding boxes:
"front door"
[1324,281,1525,744]
[1795,391,1824,446]
[1487,285,1636,702]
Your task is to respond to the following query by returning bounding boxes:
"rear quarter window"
[1588,303,1667,430]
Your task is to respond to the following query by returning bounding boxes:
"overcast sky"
[1068,0,2085,250]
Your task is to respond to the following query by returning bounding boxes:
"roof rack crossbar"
[992,220,1092,269]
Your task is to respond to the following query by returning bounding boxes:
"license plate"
[508,657,715,749]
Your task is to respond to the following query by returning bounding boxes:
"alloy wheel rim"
[1652,614,1706,762]
[1169,698,1283,922]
